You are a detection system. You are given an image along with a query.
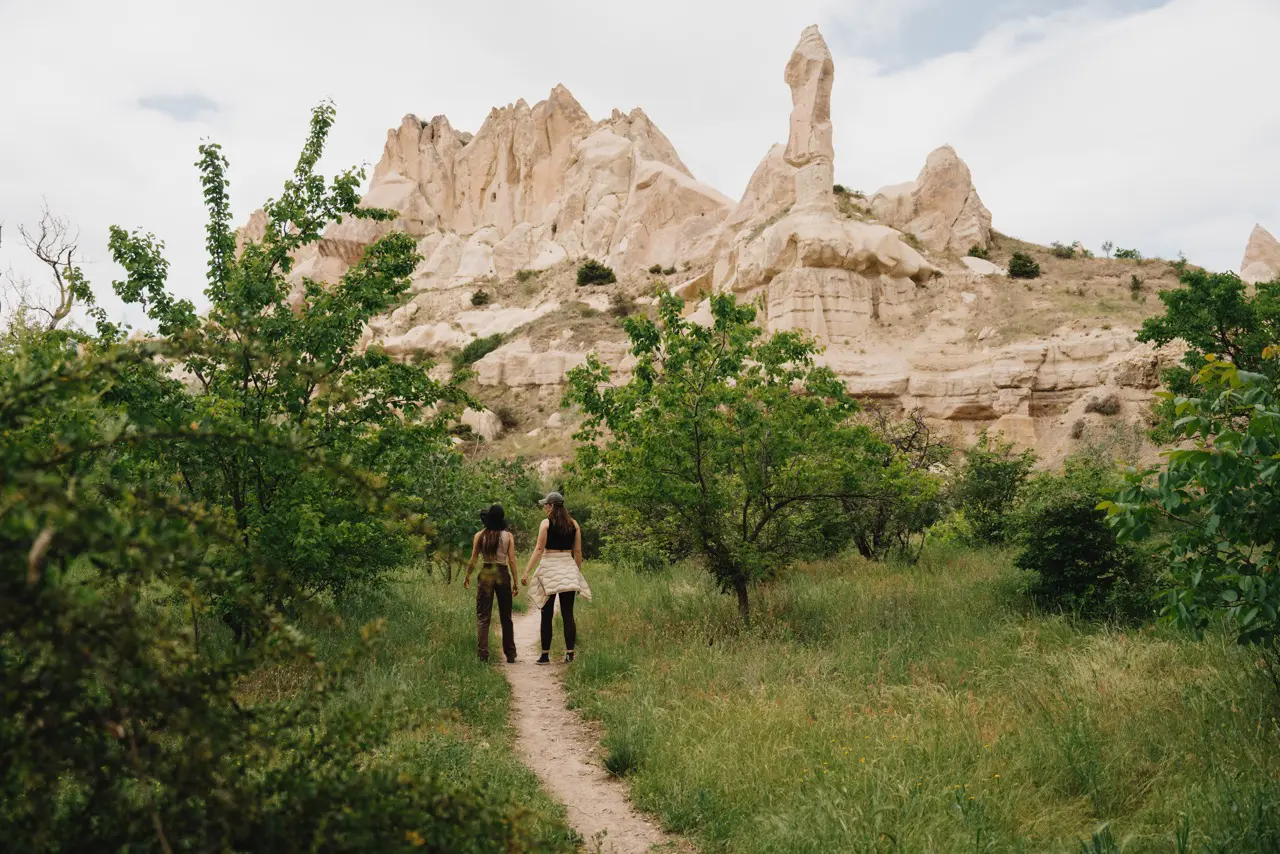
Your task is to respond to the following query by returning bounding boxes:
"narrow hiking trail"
[504,606,677,854]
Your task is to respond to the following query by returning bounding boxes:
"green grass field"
[563,548,1280,853]
[237,567,580,852]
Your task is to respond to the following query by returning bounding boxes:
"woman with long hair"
[464,504,519,663]
[522,492,592,664]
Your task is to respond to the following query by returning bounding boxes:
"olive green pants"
[476,564,516,662]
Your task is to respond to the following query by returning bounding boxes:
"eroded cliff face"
[234,23,1191,460]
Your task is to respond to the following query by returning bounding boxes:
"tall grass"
[564,547,1280,853]
[235,567,579,851]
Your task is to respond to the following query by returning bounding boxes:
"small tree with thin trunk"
[565,292,885,625]
[2,204,96,331]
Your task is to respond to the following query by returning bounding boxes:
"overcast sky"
[2,0,1277,329]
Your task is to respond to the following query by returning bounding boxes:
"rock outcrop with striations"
[871,145,993,254]
[235,23,1179,459]
[1241,223,1280,285]
[709,25,935,344]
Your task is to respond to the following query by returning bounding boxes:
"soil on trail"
[504,606,678,853]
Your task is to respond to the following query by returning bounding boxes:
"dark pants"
[476,565,516,662]
[540,591,576,652]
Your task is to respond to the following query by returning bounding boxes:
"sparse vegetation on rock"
[967,244,990,260]
[1050,242,1075,259]
[1008,252,1041,279]
[515,268,540,282]
[1114,247,1143,260]
[471,289,491,306]
[576,259,617,286]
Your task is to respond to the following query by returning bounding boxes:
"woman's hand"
[463,575,471,589]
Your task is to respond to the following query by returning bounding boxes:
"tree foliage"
[955,431,1036,546]
[105,103,464,635]
[1103,356,1280,647]
[0,338,560,852]
[1137,266,1280,437]
[841,408,951,561]
[565,292,891,625]
[1015,458,1151,620]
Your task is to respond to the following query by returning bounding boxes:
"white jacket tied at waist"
[529,552,592,609]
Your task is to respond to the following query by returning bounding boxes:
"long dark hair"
[548,503,575,539]
[479,505,506,559]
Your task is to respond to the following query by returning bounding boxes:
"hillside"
[235,24,1250,469]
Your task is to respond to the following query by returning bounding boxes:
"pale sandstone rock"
[961,256,1007,276]
[871,145,992,254]
[381,322,472,356]
[234,208,268,257]
[708,26,934,345]
[1241,223,1280,285]
[456,301,560,338]
[783,24,835,214]
[461,408,504,442]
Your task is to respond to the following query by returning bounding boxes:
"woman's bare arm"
[573,523,584,570]
[507,533,519,595]
[522,521,548,584]
[462,532,481,589]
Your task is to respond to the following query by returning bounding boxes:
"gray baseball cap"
[538,491,565,506]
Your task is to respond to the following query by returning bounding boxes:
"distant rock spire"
[1241,223,1280,285]
[784,25,835,213]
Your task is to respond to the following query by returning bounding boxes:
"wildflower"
[405,830,426,847]
[994,774,1000,780]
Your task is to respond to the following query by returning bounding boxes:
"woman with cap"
[522,492,592,664]
[464,504,519,663]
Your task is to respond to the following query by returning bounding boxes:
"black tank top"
[546,521,576,551]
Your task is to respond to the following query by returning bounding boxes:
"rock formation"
[710,25,935,344]
[1241,223,1280,285]
[870,145,993,254]
[229,22,1178,461]
[289,86,732,294]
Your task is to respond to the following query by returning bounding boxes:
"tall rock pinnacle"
[784,25,835,213]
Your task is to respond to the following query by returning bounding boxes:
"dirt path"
[505,606,675,853]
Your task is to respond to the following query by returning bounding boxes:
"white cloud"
[1,0,1276,330]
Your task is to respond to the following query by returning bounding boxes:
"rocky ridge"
[236,25,1202,462]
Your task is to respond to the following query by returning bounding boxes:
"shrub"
[471,289,491,306]
[1016,459,1152,620]
[1114,247,1142,260]
[1104,357,1280,647]
[1129,275,1143,299]
[1070,418,1086,440]
[515,268,539,282]
[0,338,565,853]
[1008,253,1041,279]
[648,264,664,275]
[956,431,1036,545]
[968,245,991,260]
[453,334,503,369]
[576,259,616,286]
[609,292,637,318]
[1085,393,1121,416]
[662,266,677,276]
[1050,242,1075,259]
[1101,240,1114,258]
[833,184,849,195]
[495,404,520,430]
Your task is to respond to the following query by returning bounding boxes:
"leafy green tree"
[0,339,565,853]
[1015,458,1150,620]
[956,431,1036,545]
[105,103,463,632]
[1137,266,1280,438]
[565,292,887,625]
[1103,355,1280,651]
[842,408,951,561]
